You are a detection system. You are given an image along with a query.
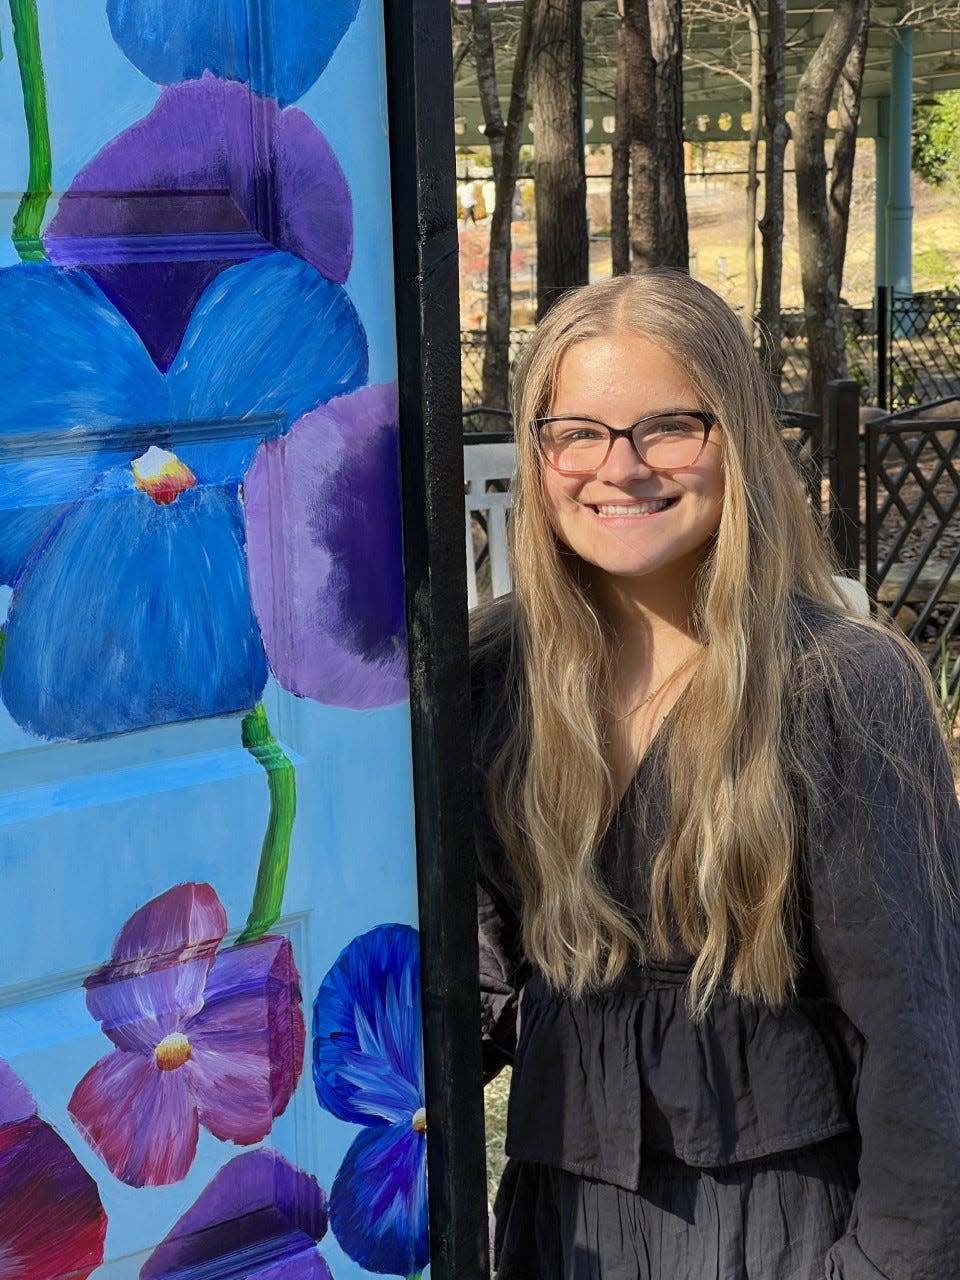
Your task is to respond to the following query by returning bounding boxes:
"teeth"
[595,500,670,516]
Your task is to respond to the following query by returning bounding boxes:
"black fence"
[828,388,960,696]
[460,328,533,407]
[878,287,960,411]
[865,404,960,693]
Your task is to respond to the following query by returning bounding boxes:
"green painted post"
[887,28,913,297]
[874,97,889,289]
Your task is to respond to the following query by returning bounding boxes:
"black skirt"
[494,1134,860,1280]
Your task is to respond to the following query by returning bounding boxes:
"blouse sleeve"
[803,629,960,1279]
[477,850,528,1082]
[472,649,530,1083]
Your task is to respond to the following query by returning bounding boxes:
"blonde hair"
[473,270,953,1015]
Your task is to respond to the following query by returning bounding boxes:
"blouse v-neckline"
[610,689,682,816]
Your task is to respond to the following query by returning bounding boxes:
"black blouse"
[473,608,960,1279]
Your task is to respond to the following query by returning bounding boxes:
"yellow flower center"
[132,446,197,505]
[412,1106,427,1134]
[154,1032,192,1071]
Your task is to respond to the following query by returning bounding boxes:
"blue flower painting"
[0,253,367,740]
[107,0,362,106]
[313,925,429,1277]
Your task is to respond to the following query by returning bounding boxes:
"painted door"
[0,3,429,1278]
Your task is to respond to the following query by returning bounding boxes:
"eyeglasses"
[533,410,717,476]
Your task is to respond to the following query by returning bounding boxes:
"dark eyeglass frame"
[532,410,717,476]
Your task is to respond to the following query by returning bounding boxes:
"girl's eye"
[555,423,606,443]
[643,415,701,437]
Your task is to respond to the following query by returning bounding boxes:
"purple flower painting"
[0,1059,107,1279]
[46,76,353,370]
[313,925,428,1276]
[69,882,305,1187]
[141,1150,334,1280]
[245,384,409,709]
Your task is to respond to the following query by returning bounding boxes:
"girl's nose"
[595,434,654,484]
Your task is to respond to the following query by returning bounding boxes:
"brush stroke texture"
[107,0,361,106]
[46,77,351,369]
[245,384,408,710]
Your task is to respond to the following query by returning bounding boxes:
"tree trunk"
[743,0,762,338]
[471,0,539,408]
[611,0,630,275]
[794,0,865,419]
[828,0,869,291]
[532,0,589,319]
[649,0,688,269]
[758,0,788,386]
[623,0,659,269]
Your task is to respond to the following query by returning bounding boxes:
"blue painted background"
[0,2,429,1277]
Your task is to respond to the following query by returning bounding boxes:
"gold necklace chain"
[613,650,701,722]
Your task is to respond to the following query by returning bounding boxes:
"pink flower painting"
[0,1059,107,1279]
[69,882,305,1187]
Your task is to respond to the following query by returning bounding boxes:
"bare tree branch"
[829,0,870,291]
[794,0,867,417]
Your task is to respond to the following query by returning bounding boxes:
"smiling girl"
[471,271,960,1279]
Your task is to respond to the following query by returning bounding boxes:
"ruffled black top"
[473,605,960,1279]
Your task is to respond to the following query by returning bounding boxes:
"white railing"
[464,441,515,608]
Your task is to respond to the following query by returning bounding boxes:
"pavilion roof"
[452,1,960,144]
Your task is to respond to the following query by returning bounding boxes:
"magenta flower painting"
[141,1150,334,1280]
[0,1059,107,1279]
[69,882,305,1187]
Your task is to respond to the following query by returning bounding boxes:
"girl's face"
[539,330,725,598]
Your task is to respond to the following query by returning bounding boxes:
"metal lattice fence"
[880,288,960,411]
[774,309,877,410]
[461,328,534,410]
[862,406,960,695]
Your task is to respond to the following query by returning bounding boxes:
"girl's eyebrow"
[543,406,704,423]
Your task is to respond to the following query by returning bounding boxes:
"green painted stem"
[10,0,51,260]
[237,703,297,944]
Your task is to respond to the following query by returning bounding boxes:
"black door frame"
[384,1,491,1276]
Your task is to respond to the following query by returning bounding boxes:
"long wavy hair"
[472,270,953,1016]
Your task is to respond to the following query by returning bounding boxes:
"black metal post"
[876,285,889,411]
[826,379,862,579]
[383,0,491,1277]
[863,419,880,604]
